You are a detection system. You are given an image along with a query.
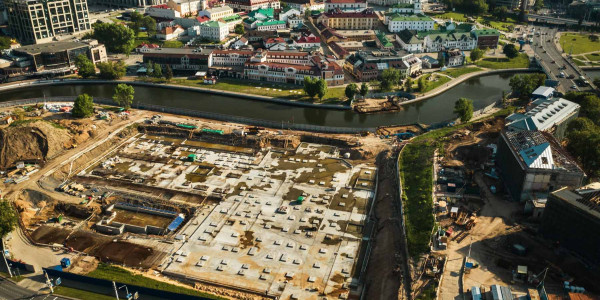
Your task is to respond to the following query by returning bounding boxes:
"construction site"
[2,104,390,300]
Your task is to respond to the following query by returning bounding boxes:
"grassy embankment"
[139,77,347,104]
[399,107,515,257]
[475,53,530,69]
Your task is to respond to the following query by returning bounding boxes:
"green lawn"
[586,53,600,61]
[475,53,530,69]
[134,32,184,48]
[559,33,600,55]
[439,67,483,78]
[399,139,436,258]
[420,74,451,93]
[429,11,469,22]
[87,263,224,300]
[141,77,347,104]
[573,58,587,66]
[481,16,518,32]
[54,286,117,300]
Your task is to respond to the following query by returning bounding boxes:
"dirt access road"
[363,151,407,300]
[438,172,522,300]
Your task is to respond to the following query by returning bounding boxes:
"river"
[0,73,519,128]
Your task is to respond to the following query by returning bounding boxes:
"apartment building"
[386,14,434,32]
[255,19,286,31]
[219,14,242,31]
[387,0,422,14]
[281,0,323,12]
[5,0,91,44]
[444,48,465,67]
[317,8,378,30]
[89,0,167,8]
[166,0,203,16]
[225,0,280,12]
[324,0,366,11]
[147,4,181,18]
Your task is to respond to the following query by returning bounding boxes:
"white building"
[166,0,203,16]
[287,16,304,28]
[325,0,367,11]
[395,30,423,53]
[386,14,434,32]
[282,0,324,12]
[200,20,229,41]
[424,32,477,52]
[198,5,234,19]
[156,25,186,40]
[279,7,301,21]
[387,0,422,14]
[146,5,181,19]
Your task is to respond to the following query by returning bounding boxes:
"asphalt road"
[531,27,587,93]
[0,277,70,300]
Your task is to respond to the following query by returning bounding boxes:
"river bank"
[0,73,524,128]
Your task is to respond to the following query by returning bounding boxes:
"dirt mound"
[0,121,72,169]
[94,241,158,267]
[31,225,70,245]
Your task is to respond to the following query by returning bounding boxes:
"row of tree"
[72,84,135,118]
[74,54,127,80]
[344,83,369,100]
[145,61,173,80]
[564,92,600,179]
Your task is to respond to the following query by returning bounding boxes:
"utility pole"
[113,281,120,300]
[44,270,54,293]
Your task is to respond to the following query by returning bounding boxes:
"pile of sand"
[0,120,72,169]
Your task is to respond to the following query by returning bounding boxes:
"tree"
[113,84,135,109]
[509,73,547,98]
[501,90,508,105]
[0,36,12,50]
[0,200,17,238]
[303,77,318,99]
[165,65,173,81]
[534,0,544,12]
[418,76,427,92]
[454,98,474,122]
[72,94,95,118]
[381,68,401,92]
[439,53,446,67]
[503,43,519,59]
[345,83,358,100]
[594,77,600,87]
[143,16,157,37]
[590,35,599,42]
[152,62,163,78]
[235,24,245,35]
[75,54,96,79]
[97,61,127,80]
[493,6,508,21]
[360,82,369,97]
[404,77,413,92]
[566,118,600,179]
[316,78,328,101]
[92,23,135,54]
[470,47,485,62]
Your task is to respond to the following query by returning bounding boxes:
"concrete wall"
[114,202,178,218]
[95,222,124,235]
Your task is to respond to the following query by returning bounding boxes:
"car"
[552,60,556,64]
[568,74,575,79]
[543,50,547,53]
[571,85,577,89]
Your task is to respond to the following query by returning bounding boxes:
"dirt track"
[363,151,406,300]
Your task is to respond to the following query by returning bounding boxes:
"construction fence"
[0,97,376,134]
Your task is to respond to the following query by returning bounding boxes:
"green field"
[559,33,600,55]
[420,74,451,93]
[54,286,117,300]
[429,11,469,22]
[141,77,347,104]
[399,140,436,258]
[439,67,483,78]
[87,264,224,299]
[475,53,530,69]
[586,53,600,61]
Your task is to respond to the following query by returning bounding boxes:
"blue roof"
[519,143,549,167]
[167,214,185,231]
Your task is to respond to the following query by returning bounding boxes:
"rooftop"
[532,86,555,98]
[205,5,233,13]
[502,130,582,172]
[506,97,580,132]
[388,13,433,22]
[472,28,501,36]
[202,20,227,28]
[552,185,600,218]
[326,0,366,3]
[15,40,96,55]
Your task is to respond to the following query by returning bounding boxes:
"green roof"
[472,29,500,37]
[415,22,475,39]
[376,32,393,48]
[221,14,241,22]
[202,20,227,28]
[391,3,413,8]
[248,7,274,19]
[257,19,286,26]
[388,13,433,22]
